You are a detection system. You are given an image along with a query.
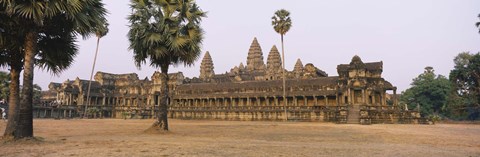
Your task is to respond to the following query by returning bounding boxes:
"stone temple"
[38,37,422,124]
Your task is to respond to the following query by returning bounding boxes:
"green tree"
[0,0,107,139]
[272,9,292,121]
[128,0,205,131]
[449,52,480,120]
[400,67,452,117]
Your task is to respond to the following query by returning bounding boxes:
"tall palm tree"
[128,0,205,131]
[272,9,292,121]
[85,22,109,118]
[0,9,27,138]
[0,0,107,139]
[0,15,78,138]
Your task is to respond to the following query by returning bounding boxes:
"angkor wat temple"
[38,37,422,124]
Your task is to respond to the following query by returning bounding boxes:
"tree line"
[400,52,480,120]
[400,14,480,120]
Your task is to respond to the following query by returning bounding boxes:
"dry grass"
[0,119,479,157]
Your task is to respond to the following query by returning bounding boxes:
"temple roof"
[337,62,383,72]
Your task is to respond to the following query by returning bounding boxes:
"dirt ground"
[0,119,479,157]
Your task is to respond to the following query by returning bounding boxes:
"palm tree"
[0,16,78,138]
[0,0,107,139]
[128,0,205,131]
[85,22,109,118]
[476,14,480,34]
[0,10,27,138]
[272,9,292,121]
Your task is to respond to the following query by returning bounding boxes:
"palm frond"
[128,0,205,70]
[271,9,292,35]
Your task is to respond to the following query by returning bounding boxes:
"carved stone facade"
[36,72,184,119]
[38,37,422,124]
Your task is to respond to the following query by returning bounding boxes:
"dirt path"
[0,119,479,157]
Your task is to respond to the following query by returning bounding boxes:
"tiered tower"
[266,45,283,80]
[246,37,265,72]
[293,58,304,78]
[199,51,215,81]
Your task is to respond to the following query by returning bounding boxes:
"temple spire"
[200,51,214,81]
[266,45,282,80]
[246,37,265,72]
[293,58,304,78]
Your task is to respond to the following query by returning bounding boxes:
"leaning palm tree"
[85,22,109,118]
[128,0,205,131]
[0,0,107,139]
[476,14,480,34]
[272,9,292,121]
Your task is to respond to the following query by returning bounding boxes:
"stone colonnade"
[170,95,343,121]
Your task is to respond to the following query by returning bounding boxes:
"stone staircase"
[347,104,360,124]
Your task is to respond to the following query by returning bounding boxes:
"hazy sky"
[7,0,480,92]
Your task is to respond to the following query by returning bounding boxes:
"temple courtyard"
[0,119,479,157]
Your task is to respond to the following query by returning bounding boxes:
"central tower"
[246,37,265,72]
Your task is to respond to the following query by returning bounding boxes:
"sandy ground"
[0,119,479,157]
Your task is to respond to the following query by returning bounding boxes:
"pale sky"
[6,0,480,92]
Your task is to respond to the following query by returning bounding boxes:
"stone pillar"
[256,97,260,106]
[393,88,397,106]
[314,95,318,106]
[265,96,269,106]
[293,97,297,106]
[336,93,339,105]
[383,92,387,106]
[274,97,278,106]
[304,96,307,106]
[372,93,376,104]
[325,95,328,106]
[347,88,351,104]
[69,94,73,105]
[362,89,366,104]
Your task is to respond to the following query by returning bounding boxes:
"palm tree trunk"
[85,37,101,118]
[281,34,287,121]
[17,31,37,138]
[154,63,169,131]
[3,59,21,138]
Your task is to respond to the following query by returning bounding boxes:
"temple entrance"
[354,90,362,104]
[348,89,362,124]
